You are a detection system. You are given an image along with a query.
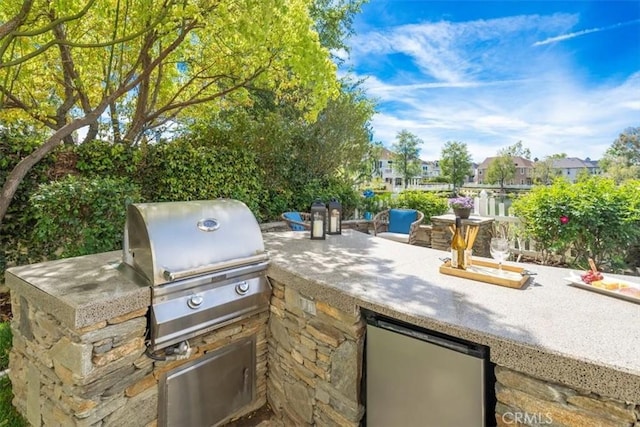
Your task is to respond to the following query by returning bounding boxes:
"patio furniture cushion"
[388,209,417,234]
[282,212,306,231]
[376,232,411,244]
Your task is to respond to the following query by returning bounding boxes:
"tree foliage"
[503,140,531,159]
[390,190,449,224]
[176,79,375,217]
[532,153,566,185]
[0,0,340,225]
[486,155,515,191]
[30,176,140,259]
[309,0,366,56]
[391,130,423,189]
[600,127,640,183]
[485,142,531,191]
[511,177,640,270]
[439,141,472,191]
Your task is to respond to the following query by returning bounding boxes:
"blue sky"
[338,0,640,162]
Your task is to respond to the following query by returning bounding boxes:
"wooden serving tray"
[439,259,530,289]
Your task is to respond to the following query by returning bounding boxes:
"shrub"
[290,178,360,219]
[0,375,27,426]
[512,177,639,270]
[391,190,449,223]
[30,176,140,259]
[0,127,57,280]
[0,320,23,426]
[359,189,390,215]
[74,140,140,178]
[138,139,265,220]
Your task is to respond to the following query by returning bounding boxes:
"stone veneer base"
[8,290,269,427]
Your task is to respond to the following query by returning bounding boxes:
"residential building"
[475,156,534,185]
[375,148,442,188]
[420,160,441,179]
[551,157,600,183]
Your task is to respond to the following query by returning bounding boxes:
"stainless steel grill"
[122,199,270,352]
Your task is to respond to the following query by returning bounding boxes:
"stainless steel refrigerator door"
[366,324,486,427]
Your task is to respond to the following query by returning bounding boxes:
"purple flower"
[449,196,474,209]
[560,215,569,225]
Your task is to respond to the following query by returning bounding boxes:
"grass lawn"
[0,321,26,427]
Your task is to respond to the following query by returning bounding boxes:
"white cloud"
[533,19,640,46]
[344,12,640,162]
[348,13,579,84]
[354,70,640,162]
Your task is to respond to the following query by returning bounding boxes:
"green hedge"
[511,177,640,270]
[74,140,140,178]
[30,176,140,259]
[391,190,450,223]
[137,139,265,220]
[290,178,360,218]
[0,127,56,276]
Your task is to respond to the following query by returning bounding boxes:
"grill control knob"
[236,281,250,295]
[187,295,203,309]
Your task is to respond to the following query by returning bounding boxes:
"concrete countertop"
[6,251,149,329]
[264,230,640,403]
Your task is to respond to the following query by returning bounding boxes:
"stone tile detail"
[330,339,361,398]
[107,307,148,324]
[50,337,94,376]
[9,290,270,426]
[267,281,365,426]
[495,366,640,426]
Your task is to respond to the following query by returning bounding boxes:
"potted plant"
[449,196,474,219]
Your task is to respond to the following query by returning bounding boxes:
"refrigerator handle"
[376,319,483,357]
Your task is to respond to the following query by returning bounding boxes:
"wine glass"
[490,238,510,273]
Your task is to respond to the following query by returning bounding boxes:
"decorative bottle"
[451,216,467,269]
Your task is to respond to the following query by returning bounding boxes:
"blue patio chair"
[281,212,312,231]
[372,209,424,245]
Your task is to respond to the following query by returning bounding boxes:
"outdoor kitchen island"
[263,229,640,427]
[5,228,640,426]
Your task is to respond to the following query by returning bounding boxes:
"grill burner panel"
[151,271,270,351]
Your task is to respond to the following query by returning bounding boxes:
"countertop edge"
[267,262,640,403]
[6,254,150,329]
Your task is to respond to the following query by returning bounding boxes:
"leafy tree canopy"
[503,140,531,159]
[533,153,566,185]
[486,141,531,190]
[440,141,472,192]
[600,127,640,183]
[0,0,341,225]
[309,0,366,57]
[391,129,423,188]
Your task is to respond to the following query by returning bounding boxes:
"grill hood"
[123,199,266,286]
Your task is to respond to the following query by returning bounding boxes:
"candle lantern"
[327,198,342,235]
[310,199,327,240]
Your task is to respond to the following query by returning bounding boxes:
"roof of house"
[477,156,534,169]
[551,157,595,169]
[379,147,395,160]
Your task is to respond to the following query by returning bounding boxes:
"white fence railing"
[468,196,577,263]
[468,196,545,261]
[473,195,513,217]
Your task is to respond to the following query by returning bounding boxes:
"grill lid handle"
[162,253,269,282]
